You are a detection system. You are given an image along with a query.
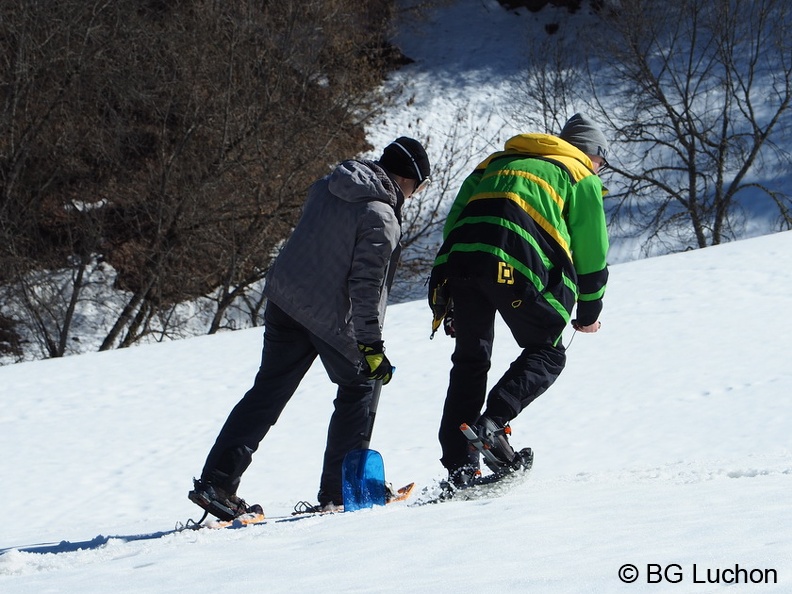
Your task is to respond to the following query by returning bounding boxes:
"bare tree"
[0,1,115,358]
[512,0,792,255]
[1,0,397,359]
[0,313,22,359]
[97,1,392,349]
[593,0,792,252]
[512,35,579,135]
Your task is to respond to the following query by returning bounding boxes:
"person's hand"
[357,341,394,384]
[429,273,453,339]
[572,320,602,333]
[574,300,603,333]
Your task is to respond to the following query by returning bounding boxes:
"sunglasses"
[390,140,430,193]
[414,177,432,194]
[590,156,609,174]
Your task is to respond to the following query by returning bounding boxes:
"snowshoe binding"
[188,478,263,521]
[461,416,533,476]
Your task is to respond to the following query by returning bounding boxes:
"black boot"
[190,445,260,521]
[188,476,262,521]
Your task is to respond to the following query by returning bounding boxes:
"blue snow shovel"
[341,379,387,511]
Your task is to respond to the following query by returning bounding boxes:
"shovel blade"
[341,448,386,511]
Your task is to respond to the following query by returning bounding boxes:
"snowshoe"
[188,478,263,521]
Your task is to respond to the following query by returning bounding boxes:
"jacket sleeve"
[566,174,609,325]
[348,203,400,345]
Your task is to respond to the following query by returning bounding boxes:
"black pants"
[201,302,373,505]
[439,277,567,471]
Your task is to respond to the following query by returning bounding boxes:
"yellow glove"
[357,341,394,385]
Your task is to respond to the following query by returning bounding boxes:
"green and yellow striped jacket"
[432,132,609,326]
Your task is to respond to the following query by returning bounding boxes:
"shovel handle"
[360,379,383,449]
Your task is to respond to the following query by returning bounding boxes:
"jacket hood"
[327,159,400,208]
[470,133,593,172]
[503,133,593,169]
[470,133,599,186]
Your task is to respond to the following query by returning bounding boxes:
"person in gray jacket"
[189,138,431,520]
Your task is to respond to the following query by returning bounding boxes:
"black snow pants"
[438,277,567,472]
[201,301,373,506]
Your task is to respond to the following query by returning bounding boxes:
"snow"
[2,224,791,594]
[2,1,791,592]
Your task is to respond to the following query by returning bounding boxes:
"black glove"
[429,272,452,339]
[443,309,456,338]
[357,340,394,385]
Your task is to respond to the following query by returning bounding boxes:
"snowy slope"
[2,0,791,591]
[1,231,791,593]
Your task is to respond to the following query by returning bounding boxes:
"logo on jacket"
[497,261,515,285]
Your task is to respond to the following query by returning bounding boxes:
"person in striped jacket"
[428,113,610,487]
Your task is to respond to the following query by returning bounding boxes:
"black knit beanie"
[378,137,431,182]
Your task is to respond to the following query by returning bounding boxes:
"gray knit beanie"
[560,113,609,164]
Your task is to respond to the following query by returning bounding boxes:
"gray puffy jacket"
[263,159,403,364]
